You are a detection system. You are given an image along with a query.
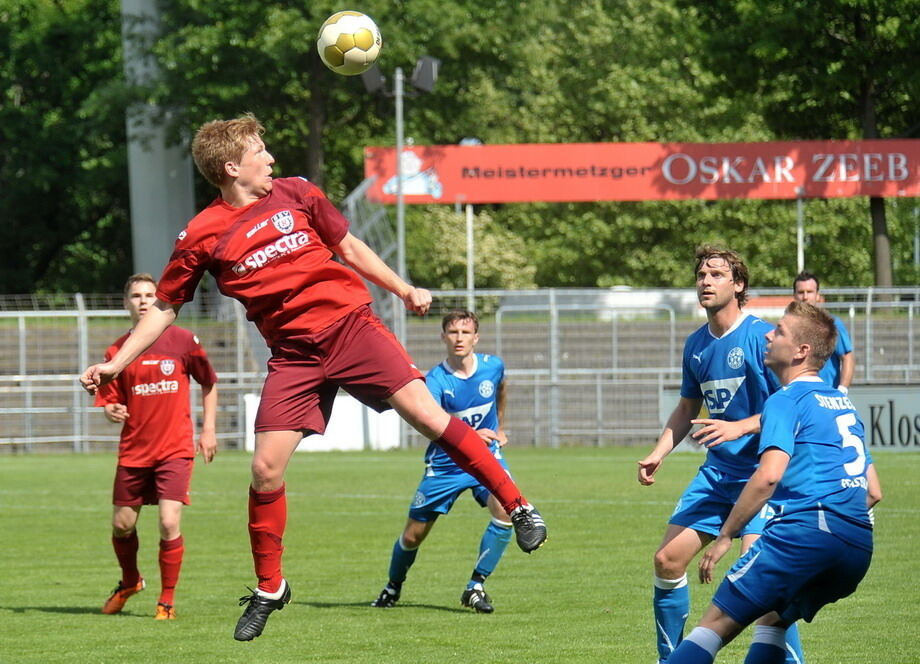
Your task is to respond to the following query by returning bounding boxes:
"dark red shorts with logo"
[255,305,424,434]
[113,457,194,506]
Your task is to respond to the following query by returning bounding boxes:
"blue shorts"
[669,465,771,537]
[408,457,511,522]
[713,516,872,624]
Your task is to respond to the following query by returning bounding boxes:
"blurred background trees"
[1,0,917,292]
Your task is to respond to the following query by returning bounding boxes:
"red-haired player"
[80,114,546,642]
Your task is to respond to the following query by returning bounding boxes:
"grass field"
[1,447,916,663]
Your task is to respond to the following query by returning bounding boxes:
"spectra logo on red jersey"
[232,231,310,275]
[132,379,180,396]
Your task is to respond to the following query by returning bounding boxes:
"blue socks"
[387,537,418,585]
[666,626,720,664]
[654,574,690,661]
[472,519,513,582]
[745,625,789,664]
[782,623,805,664]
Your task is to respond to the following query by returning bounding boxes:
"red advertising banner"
[363,140,920,204]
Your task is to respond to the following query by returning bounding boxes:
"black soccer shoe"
[370,584,400,608]
[460,587,494,614]
[234,581,292,641]
[509,503,547,553]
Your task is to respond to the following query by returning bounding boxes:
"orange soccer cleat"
[154,603,176,620]
[101,578,146,614]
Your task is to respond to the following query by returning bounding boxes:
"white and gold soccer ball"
[316,11,382,76]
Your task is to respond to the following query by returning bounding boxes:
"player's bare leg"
[653,525,712,663]
[387,379,546,552]
[234,430,301,641]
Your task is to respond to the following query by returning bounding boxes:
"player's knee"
[400,531,425,549]
[159,516,181,537]
[251,455,284,485]
[654,548,687,576]
[112,522,136,537]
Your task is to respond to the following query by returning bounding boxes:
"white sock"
[685,626,723,657]
[654,573,688,590]
[256,578,287,600]
[751,624,786,649]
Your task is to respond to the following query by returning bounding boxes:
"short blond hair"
[694,244,750,307]
[123,273,156,297]
[784,300,837,368]
[191,113,265,188]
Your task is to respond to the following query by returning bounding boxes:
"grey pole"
[395,67,406,284]
[466,203,475,311]
[796,187,805,272]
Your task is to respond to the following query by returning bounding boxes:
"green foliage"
[1,0,916,292]
[405,206,536,289]
[0,0,131,293]
[0,448,916,663]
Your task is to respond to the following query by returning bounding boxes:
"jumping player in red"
[96,273,218,620]
[80,114,546,641]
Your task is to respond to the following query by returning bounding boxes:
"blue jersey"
[817,316,853,388]
[681,313,780,477]
[423,353,504,475]
[759,377,874,551]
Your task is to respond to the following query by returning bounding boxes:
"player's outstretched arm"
[690,413,762,448]
[638,397,701,485]
[197,383,218,464]
[79,300,180,394]
[698,448,788,583]
[331,232,431,315]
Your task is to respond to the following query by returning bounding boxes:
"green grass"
[0,448,916,663]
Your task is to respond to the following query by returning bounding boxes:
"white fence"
[1,287,918,452]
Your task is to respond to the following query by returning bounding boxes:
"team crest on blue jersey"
[412,490,426,507]
[727,346,745,369]
[478,380,494,398]
[160,359,175,376]
[271,210,295,234]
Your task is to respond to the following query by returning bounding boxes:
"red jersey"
[95,326,217,467]
[156,177,372,346]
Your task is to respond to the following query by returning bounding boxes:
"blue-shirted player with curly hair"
[665,300,881,664]
[638,245,806,664]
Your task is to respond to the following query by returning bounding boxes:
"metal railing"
[1,286,917,451]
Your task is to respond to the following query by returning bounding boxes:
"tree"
[0,0,130,293]
[684,0,920,286]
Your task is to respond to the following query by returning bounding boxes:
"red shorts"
[255,305,424,434]
[113,457,194,506]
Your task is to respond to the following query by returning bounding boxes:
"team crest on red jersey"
[160,359,176,376]
[271,210,295,234]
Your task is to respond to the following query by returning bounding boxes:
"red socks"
[436,417,525,514]
[112,531,141,587]
[249,484,287,593]
[158,536,184,605]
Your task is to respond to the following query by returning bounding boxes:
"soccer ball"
[316,11,382,76]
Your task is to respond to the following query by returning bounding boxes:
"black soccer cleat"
[509,503,547,553]
[234,580,292,641]
[370,584,400,608]
[460,586,494,614]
